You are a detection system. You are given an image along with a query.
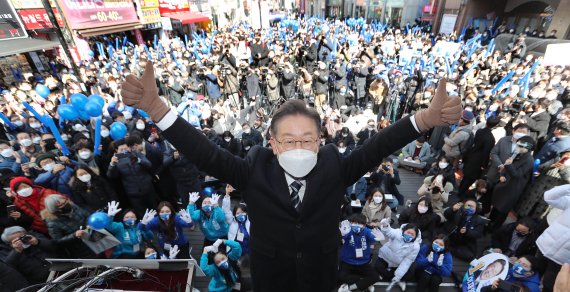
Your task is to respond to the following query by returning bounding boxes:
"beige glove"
[415,79,462,132]
[120,61,170,122]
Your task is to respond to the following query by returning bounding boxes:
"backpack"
[458,129,475,156]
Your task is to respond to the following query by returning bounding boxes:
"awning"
[75,22,142,37]
[0,38,60,57]
[167,12,210,24]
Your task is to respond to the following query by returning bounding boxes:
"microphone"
[510,149,519,160]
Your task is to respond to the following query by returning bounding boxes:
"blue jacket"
[140,215,193,249]
[106,221,153,258]
[205,74,221,100]
[0,157,21,174]
[187,204,229,241]
[200,240,242,292]
[535,136,570,163]
[415,243,453,277]
[504,268,541,292]
[34,166,74,197]
[340,228,377,265]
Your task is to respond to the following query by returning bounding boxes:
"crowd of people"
[0,14,569,292]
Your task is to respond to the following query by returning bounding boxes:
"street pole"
[380,0,387,24]
[39,0,80,78]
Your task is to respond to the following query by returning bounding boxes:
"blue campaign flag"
[0,113,15,130]
[94,118,102,155]
[461,60,479,79]
[492,71,515,95]
[115,38,119,50]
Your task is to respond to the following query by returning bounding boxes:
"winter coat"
[415,243,453,277]
[362,201,391,225]
[205,74,222,100]
[4,232,58,284]
[356,128,378,146]
[491,152,533,213]
[488,135,517,183]
[140,215,192,248]
[401,141,432,162]
[516,156,570,217]
[43,204,94,258]
[377,224,422,282]
[71,177,118,212]
[200,240,242,292]
[502,268,541,292]
[353,66,368,99]
[340,228,377,265]
[14,186,58,235]
[536,184,570,265]
[106,221,153,258]
[187,204,229,241]
[0,158,21,175]
[106,152,155,196]
[462,127,495,179]
[534,136,570,163]
[524,111,551,142]
[314,70,329,95]
[417,176,453,222]
[491,222,538,258]
[442,124,473,158]
[34,166,74,197]
[442,207,486,255]
[398,203,439,240]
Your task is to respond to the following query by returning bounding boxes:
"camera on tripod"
[276,64,285,77]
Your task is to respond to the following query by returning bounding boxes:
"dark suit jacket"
[161,115,420,291]
[491,222,538,257]
[487,136,515,182]
[524,111,551,142]
[463,127,495,178]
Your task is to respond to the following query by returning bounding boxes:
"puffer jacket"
[106,151,155,196]
[536,184,570,265]
[14,186,59,235]
[378,223,422,282]
[187,204,229,241]
[43,204,94,258]
[34,166,74,197]
[106,221,153,258]
[415,243,453,277]
[442,124,473,158]
[200,240,242,292]
[417,176,453,222]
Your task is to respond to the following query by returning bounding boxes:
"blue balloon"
[88,50,95,57]
[203,186,213,196]
[84,101,102,117]
[137,109,150,119]
[88,94,105,108]
[78,110,90,121]
[110,122,127,140]
[57,104,79,120]
[35,84,50,99]
[70,93,88,110]
[87,211,110,230]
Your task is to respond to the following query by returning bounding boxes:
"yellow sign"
[139,0,159,8]
[141,7,160,24]
[10,0,55,9]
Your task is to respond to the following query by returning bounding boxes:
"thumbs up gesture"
[121,61,170,122]
[415,79,462,132]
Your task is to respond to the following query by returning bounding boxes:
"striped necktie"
[290,180,303,212]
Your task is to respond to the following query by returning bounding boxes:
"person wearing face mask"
[427,156,457,188]
[241,122,263,147]
[337,214,383,292]
[399,196,439,241]
[0,226,58,285]
[487,123,531,187]
[74,142,104,176]
[490,136,535,229]
[201,239,243,292]
[120,62,462,291]
[16,132,40,163]
[10,176,60,236]
[224,197,251,256]
[521,98,551,148]
[534,122,570,164]
[219,131,241,156]
[140,201,193,259]
[334,127,356,151]
[491,217,538,259]
[362,189,392,227]
[442,109,475,162]
[104,202,153,259]
[69,166,118,212]
[376,220,421,290]
[0,141,22,174]
[414,234,453,292]
[443,198,486,261]
[482,255,540,292]
[187,193,229,246]
[400,136,432,172]
[356,119,378,146]
[418,175,453,222]
[33,153,74,197]
[27,117,45,134]
[369,159,402,209]
[40,194,96,258]
[239,139,255,158]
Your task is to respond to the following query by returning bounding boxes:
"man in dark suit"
[491,217,538,258]
[120,62,461,292]
[522,98,551,148]
[534,121,570,163]
[487,123,530,186]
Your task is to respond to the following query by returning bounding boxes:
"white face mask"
[19,138,32,147]
[101,130,110,138]
[513,132,526,140]
[339,147,346,153]
[373,197,383,204]
[78,174,91,183]
[30,123,41,129]
[17,187,33,197]
[244,128,251,134]
[418,205,429,214]
[13,121,23,127]
[61,135,69,142]
[277,149,318,178]
[489,104,499,111]
[78,151,92,160]
[32,137,41,144]
[82,132,90,139]
[1,148,14,158]
[438,162,449,169]
[43,162,55,172]
[224,137,231,142]
[136,123,145,130]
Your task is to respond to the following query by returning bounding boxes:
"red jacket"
[14,186,59,236]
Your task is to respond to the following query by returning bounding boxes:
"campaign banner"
[0,0,27,40]
[56,0,139,30]
[462,253,509,292]
[17,8,65,29]
[433,41,461,57]
[543,43,570,66]
[157,0,189,15]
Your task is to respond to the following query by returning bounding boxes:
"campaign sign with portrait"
[462,253,510,292]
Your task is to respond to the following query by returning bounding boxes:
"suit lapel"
[270,158,298,215]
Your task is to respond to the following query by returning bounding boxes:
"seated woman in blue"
[105,201,153,259]
[415,234,453,292]
[200,239,243,292]
[338,213,383,292]
[140,201,193,259]
[187,192,229,246]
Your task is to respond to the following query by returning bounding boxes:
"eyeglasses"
[275,137,319,151]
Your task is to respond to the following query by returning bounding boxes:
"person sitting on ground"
[415,234,453,292]
[417,174,453,222]
[362,188,392,227]
[399,136,432,172]
[490,217,538,260]
[442,198,486,261]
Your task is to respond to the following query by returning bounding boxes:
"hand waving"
[141,209,157,225]
[107,201,122,217]
[189,192,200,204]
[178,209,192,224]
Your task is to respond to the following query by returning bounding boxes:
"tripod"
[386,87,401,123]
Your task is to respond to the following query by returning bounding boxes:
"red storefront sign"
[56,0,139,30]
[17,8,64,29]
[157,0,189,15]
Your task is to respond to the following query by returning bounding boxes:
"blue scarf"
[237,222,250,255]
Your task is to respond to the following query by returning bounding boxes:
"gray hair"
[44,194,67,214]
[1,226,26,244]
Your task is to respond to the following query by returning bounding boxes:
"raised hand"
[169,245,180,259]
[211,193,221,206]
[339,220,351,236]
[141,209,157,225]
[120,61,170,121]
[107,201,122,217]
[427,251,434,262]
[178,209,192,224]
[437,254,445,266]
[415,79,462,132]
[189,192,200,204]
